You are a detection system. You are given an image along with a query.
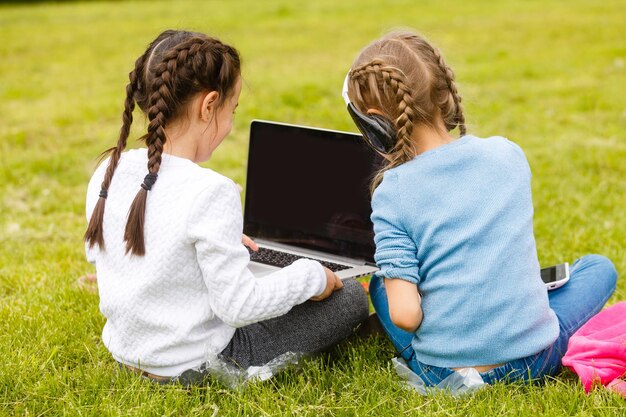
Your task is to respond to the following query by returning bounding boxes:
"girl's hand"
[242,234,258,251]
[310,267,343,301]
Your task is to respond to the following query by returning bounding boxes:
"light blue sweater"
[372,135,559,367]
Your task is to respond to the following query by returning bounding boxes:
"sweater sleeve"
[371,172,422,285]
[187,178,327,328]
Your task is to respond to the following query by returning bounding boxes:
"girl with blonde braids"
[84,30,368,385]
[344,30,617,386]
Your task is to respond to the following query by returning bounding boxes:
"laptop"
[244,120,382,279]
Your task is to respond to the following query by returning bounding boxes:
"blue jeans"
[370,255,618,386]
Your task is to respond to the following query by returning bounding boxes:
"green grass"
[1,0,625,415]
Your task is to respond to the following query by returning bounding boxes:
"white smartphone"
[540,263,570,290]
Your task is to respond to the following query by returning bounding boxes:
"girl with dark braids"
[83,30,368,385]
[344,30,616,387]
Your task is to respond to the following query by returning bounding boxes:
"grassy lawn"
[1,0,625,415]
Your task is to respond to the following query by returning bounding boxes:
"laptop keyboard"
[248,247,351,272]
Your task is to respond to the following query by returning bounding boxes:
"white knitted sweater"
[85,149,326,376]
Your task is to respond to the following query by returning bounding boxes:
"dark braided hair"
[347,30,466,191]
[84,30,241,256]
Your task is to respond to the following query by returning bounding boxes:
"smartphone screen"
[541,266,558,283]
[540,264,567,284]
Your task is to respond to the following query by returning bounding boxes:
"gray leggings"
[221,278,369,367]
[175,278,369,385]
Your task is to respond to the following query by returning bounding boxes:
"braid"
[87,30,240,257]
[347,30,469,194]
[123,37,209,256]
[427,44,466,136]
[84,53,146,250]
[350,61,421,191]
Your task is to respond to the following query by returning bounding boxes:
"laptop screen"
[243,120,383,263]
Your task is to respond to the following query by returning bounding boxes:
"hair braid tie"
[140,173,158,191]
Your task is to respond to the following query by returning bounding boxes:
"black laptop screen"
[243,120,383,263]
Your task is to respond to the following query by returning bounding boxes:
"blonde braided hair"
[348,60,421,191]
[347,30,467,191]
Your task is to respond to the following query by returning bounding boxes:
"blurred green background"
[1,0,625,415]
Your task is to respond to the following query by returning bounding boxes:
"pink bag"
[561,302,626,396]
